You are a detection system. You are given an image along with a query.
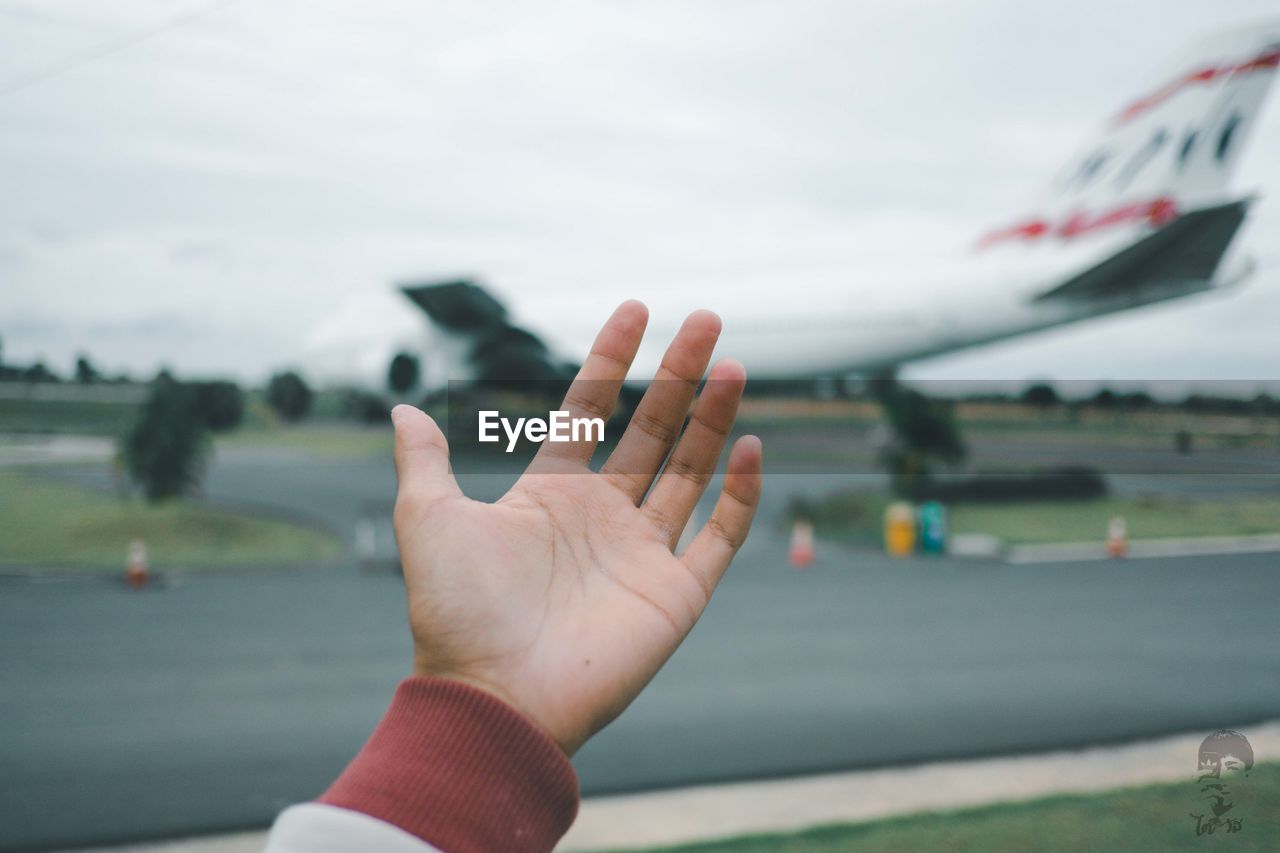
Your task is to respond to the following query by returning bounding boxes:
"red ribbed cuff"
[318,677,579,853]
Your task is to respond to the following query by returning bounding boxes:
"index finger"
[531,299,648,468]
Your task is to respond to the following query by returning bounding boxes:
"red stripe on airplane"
[1116,48,1280,124]
[977,196,1179,249]
[1058,196,1179,238]
[975,218,1051,249]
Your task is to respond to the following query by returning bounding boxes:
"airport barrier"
[356,501,402,572]
[788,519,815,568]
[124,538,149,588]
[884,502,916,557]
[1107,516,1129,558]
[918,501,947,554]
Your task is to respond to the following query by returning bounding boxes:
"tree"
[74,354,100,384]
[0,336,15,380]
[23,361,61,383]
[192,380,245,432]
[1092,388,1118,409]
[1021,382,1059,408]
[1120,391,1155,409]
[266,370,313,422]
[121,377,209,501]
[387,352,420,394]
[875,383,966,498]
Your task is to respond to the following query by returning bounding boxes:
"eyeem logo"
[478,410,605,452]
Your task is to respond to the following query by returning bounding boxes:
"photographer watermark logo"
[478,410,605,453]
[1190,729,1253,836]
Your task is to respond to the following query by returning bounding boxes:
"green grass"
[796,493,1280,546]
[642,763,1280,852]
[0,397,140,435]
[215,423,394,458]
[949,496,1280,545]
[787,492,893,544]
[0,470,340,570]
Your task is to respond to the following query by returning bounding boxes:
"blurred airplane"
[313,24,1279,390]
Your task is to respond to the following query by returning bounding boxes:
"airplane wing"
[399,279,573,386]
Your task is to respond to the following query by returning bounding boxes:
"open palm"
[391,301,762,754]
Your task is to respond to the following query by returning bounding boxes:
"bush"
[1021,383,1059,408]
[786,492,878,527]
[916,466,1108,503]
[191,380,245,432]
[343,389,391,424]
[1120,391,1155,409]
[23,361,61,383]
[121,378,210,502]
[1252,393,1280,415]
[1182,393,1257,415]
[266,371,313,422]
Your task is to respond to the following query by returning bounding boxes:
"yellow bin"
[884,501,917,557]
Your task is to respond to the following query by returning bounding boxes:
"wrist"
[321,676,579,852]
[412,663,583,756]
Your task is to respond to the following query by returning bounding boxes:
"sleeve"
[263,804,443,853]
[262,677,580,853]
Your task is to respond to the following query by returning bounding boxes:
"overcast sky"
[2,0,1278,384]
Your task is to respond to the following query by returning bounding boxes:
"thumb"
[391,404,461,504]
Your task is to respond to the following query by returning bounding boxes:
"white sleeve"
[263,804,442,853]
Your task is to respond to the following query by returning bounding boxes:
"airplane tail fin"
[980,24,1279,249]
[1033,199,1250,304]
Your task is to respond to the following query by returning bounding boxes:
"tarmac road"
[4,522,1280,850]
[5,440,1280,851]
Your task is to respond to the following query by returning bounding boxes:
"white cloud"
[1,0,1277,382]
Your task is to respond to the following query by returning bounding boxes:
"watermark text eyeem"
[478,410,605,452]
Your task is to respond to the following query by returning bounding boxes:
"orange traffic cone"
[789,520,815,568]
[125,538,150,588]
[1106,516,1128,559]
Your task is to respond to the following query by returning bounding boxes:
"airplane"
[308,23,1279,392]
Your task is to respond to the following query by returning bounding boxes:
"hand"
[390,300,762,755]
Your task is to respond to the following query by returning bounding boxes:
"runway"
[4,509,1280,849]
[6,432,1280,850]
